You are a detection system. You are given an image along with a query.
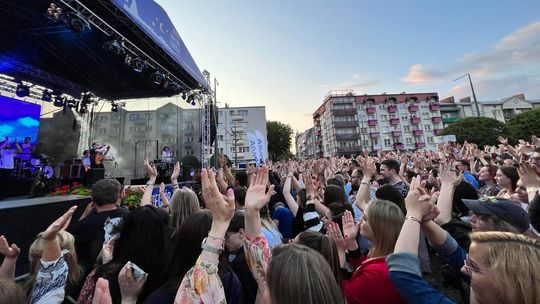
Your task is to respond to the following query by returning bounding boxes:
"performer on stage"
[82,150,91,169]
[162,146,173,162]
[0,137,21,170]
[90,142,110,169]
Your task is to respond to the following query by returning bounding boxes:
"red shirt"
[343,257,406,304]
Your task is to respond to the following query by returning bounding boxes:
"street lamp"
[454,73,481,117]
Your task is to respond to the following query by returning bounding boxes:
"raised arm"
[434,161,463,225]
[0,236,20,279]
[140,159,157,207]
[170,162,181,194]
[220,154,236,187]
[175,168,235,303]
[282,173,299,216]
[355,157,376,212]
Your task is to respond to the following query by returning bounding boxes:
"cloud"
[402,20,540,98]
[17,117,40,128]
[0,124,15,135]
[401,64,444,84]
[321,74,380,91]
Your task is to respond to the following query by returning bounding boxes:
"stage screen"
[0,96,41,144]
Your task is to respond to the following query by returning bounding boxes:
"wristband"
[207,234,225,242]
[201,237,224,254]
[172,184,180,189]
[145,181,154,187]
[405,216,421,224]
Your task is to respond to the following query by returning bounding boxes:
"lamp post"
[454,73,481,117]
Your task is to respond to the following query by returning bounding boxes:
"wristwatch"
[201,237,224,254]
[145,181,155,187]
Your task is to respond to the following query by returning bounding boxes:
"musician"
[82,150,91,168]
[90,142,110,169]
[0,137,21,170]
[18,136,34,161]
[162,146,173,162]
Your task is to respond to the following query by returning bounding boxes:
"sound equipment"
[86,168,105,185]
[60,164,83,179]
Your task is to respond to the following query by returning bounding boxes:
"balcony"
[434,128,444,135]
[336,146,361,154]
[366,106,376,114]
[334,121,358,128]
[413,129,424,136]
[231,114,244,121]
[332,108,357,116]
[415,142,426,148]
[387,105,398,113]
[408,105,418,112]
[369,132,380,138]
[336,133,361,140]
[391,130,402,137]
[410,117,421,124]
[368,119,378,126]
[389,118,400,125]
[431,116,442,123]
[429,103,440,111]
[394,143,404,149]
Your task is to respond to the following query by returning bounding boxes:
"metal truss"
[200,93,211,168]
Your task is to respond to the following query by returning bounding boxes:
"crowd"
[1,136,540,304]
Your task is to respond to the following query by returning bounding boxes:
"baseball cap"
[462,198,530,233]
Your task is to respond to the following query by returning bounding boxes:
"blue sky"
[152,1,540,132]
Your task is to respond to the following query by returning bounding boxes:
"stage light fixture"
[41,90,52,102]
[150,71,166,85]
[124,55,146,72]
[103,39,125,56]
[111,102,118,112]
[165,81,181,92]
[63,12,91,33]
[190,100,196,106]
[16,83,30,98]
[181,92,187,99]
[47,3,63,20]
[53,96,65,107]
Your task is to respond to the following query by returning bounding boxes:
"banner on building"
[247,132,261,164]
[255,130,267,163]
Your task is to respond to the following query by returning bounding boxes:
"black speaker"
[70,164,82,178]
[86,168,105,185]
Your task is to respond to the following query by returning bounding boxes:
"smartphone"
[129,262,146,281]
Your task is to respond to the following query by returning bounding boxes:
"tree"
[441,117,506,147]
[505,108,540,143]
[267,121,294,161]
[180,155,201,169]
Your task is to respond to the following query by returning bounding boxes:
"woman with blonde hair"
[25,230,84,297]
[388,176,540,304]
[169,188,200,236]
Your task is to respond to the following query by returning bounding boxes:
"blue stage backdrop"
[0,96,41,144]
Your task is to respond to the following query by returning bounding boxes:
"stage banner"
[255,130,267,163]
[247,132,261,164]
[110,0,208,89]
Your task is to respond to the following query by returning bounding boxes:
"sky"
[38,1,540,134]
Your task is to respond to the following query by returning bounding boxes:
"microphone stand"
[110,155,119,178]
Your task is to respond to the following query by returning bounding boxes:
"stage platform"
[0,195,91,277]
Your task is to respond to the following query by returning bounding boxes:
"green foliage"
[442,117,506,147]
[122,188,143,209]
[180,155,202,169]
[267,121,294,161]
[505,108,540,143]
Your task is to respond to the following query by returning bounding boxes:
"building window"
[380,115,387,121]
[422,112,429,117]
[372,138,379,145]
[219,148,223,154]
[401,115,409,120]
[406,137,413,144]
[384,138,392,146]
[218,135,224,141]
[230,147,235,152]
[403,125,410,132]
[425,125,431,131]
[427,137,434,143]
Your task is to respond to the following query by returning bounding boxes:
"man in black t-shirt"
[69,179,128,273]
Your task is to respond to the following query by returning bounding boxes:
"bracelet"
[361,180,370,185]
[405,216,422,224]
[172,184,180,189]
[145,181,155,186]
[201,237,224,254]
[207,234,225,242]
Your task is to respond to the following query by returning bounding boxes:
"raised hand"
[405,176,432,219]
[498,136,509,145]
[118,262,147,303]
[245,166,275,212]
[0,236,20,259]
[143,159,157,181]
[93,278,113,304]
[518,162,540,189]
[201,169,235,225]
[439,160,463,186]
[342,210,360,241]
[170,162,180,183]
[361,157,377,179]
[326,221,346,253]
[42,206,77,240]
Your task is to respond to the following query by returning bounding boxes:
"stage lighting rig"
[150,71,166,85]
[103,39,125,56]
[16,83,30,98]
[41,90,52,102]
[46,3,63,21]
[63,12,91,33]
[124,55,147,72]
[110,101,126,113]
[53,96,65,107]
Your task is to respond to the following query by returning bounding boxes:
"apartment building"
[295,127,316,160]
[440,94,540,127]
[312,90,442,157]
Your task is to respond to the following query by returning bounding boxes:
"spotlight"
[165,81,181,92]
[111,102,118,112]
[41,90,52,102]
[53,96,65,107]
[47,3,63,20]
[150,71,166,86]
[190,100,196,106]
[63,12,91,33]
[124,55,146,72]
[181,92,187,99]
[66,99,77,108]
[16,83,30,98]
[103,40,125,56]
